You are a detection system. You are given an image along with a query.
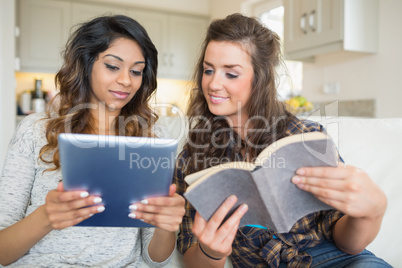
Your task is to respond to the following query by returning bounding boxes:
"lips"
[110,90,130,100]
[209,94,229,104]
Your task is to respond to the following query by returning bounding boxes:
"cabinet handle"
[309,10,316,32]
[300,13,308,34]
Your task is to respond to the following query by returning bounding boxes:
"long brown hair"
[40,15,158,171]
[184,13,292,174]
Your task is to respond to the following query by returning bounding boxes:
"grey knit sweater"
[0,113,172,267]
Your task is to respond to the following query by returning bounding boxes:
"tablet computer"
[58,133,178,228]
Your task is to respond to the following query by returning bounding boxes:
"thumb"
[57,181,64,192]
[168,184,177,197]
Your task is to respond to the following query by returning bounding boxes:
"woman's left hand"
[128,184,185,232]
[292,163,387,220]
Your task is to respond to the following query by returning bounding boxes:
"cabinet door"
[19,0,71,72]
[168,15,208,80]
[309,0,343,47]
[284,0,343,54]
[127,10,170,77]
[71,3,127,28]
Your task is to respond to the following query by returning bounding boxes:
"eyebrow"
[104,54,146,65]
[204,60,242,69]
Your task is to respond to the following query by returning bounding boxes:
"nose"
[209,73,223,91]
[116,71,131,87]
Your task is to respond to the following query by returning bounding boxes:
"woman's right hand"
[44,182,105,230]
[192,195,248,260]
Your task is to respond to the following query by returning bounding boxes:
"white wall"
[210,0,402,118]
[0,0,16,172]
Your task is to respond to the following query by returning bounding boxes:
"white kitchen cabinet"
[18,0,208,78]
[128,10,208,80]
[18,0,71,72]
[71,2,127,28]
[284,0,378,61]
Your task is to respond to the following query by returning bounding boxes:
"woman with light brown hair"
[0,15,184,267]
[174,13,390,268]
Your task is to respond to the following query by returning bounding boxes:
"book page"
[254,131,329,167]
[185,161,255,187]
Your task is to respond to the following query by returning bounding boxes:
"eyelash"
[130,70,142,76]
[203,68,238,79]
[105,63,142,76]
[105,63,118,71]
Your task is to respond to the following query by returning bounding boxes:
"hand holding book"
[184,131,339,233]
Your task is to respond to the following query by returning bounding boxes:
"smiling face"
[202,41,254,127]
[90,37,145,116]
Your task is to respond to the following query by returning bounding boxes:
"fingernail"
[93,197,102,204]
[141,199,148,205]
[240,204,248,212]
[97,206,105,212]
[128,213,136,219]
[89,213,94,217]
[292,176,301,183]
[296,169,305,175]
[80,192,89,198]
[129,204,138,210]
[228,195,236,202]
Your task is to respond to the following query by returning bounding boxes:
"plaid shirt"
[173,116,344,268]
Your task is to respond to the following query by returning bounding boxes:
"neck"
[90,103,119,135]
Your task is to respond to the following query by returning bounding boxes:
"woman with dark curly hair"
[174,13,390,268]
[0,15,184,267]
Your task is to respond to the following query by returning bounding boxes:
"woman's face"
[90,37,145,115]
[202,41,254,127]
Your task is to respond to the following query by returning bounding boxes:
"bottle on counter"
[32,79,45,113]
[19,90,32,114]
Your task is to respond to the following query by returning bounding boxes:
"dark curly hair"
[40,15,158,171]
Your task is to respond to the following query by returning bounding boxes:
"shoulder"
[12,113,48,143]
[17,112,47,129]
[286,115,324,136]
[7,113,49,158]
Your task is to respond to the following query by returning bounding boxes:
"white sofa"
[152,116,402,267]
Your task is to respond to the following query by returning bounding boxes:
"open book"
[183,131,339,233]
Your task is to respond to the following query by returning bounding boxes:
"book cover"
[183,131,338,233]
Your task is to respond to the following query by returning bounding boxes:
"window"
[252,0,303,100]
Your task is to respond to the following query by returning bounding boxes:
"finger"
[203,195,238,233]
[57,181,64,192]
[292,175,346,191]
[51,215,90,230]
[55,190,92,203]
[215,204,248,244]
[315,195,347,210]
[169,184,176,197]
[46,195,103,214]
[293,182,348,203]
[131,194,185,214]
[192,211,208,236]
[131,212,182,230]
[296,165,354,180]
[48,204,105,227]
[221,217,242,246]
